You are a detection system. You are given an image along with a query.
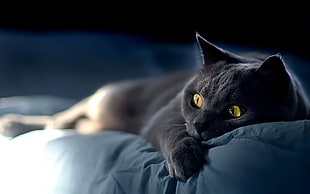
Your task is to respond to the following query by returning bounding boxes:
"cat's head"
[182,33,308,140]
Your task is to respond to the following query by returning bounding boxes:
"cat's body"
[1,33,309,179]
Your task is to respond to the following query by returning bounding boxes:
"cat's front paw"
[167,137,204,179]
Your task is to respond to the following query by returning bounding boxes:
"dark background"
[1,8,309,59]
[0,7,309,100]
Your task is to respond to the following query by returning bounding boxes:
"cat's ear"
[255,54,289,77]
[255,54,290,95]
[196,32,238,66]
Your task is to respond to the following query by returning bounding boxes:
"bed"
[0,31,310,194]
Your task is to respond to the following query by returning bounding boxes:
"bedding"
[1,120,310,194]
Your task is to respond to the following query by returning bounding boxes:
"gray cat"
[1,33,309,179]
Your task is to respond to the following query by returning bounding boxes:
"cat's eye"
[227,105,242,118]
[191,93,203,109]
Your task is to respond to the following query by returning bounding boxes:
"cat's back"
[87,70,194,133]
[134,71,194,114]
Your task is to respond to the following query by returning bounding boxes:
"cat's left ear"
[255,54,289,78]
[255,54,290,94]
[255,54,291,98]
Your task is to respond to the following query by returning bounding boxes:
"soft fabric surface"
[1,120,309,194]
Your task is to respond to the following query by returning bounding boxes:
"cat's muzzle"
[185,122,203,140]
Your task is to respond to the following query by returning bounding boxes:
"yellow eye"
[227,105,242,118]
[192,93,203,108]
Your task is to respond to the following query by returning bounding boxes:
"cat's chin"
[187,131,215,141]
[185,123,203,140]
[199,132,218,141]
[185,122,223,141]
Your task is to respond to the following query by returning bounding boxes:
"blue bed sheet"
[1,120,310,194]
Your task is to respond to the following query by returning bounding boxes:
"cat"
[0,33,309,179]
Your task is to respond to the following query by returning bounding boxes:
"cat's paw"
[166,137,204,179]
[0,114,32,137]
[0,114,21,130]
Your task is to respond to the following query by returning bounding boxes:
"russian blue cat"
[1,33,309,179]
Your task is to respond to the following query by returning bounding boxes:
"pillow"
[1,120,310,194]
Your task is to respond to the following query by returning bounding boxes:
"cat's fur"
[1,33,309,179]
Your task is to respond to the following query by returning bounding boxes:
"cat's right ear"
[196,32,234,66]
